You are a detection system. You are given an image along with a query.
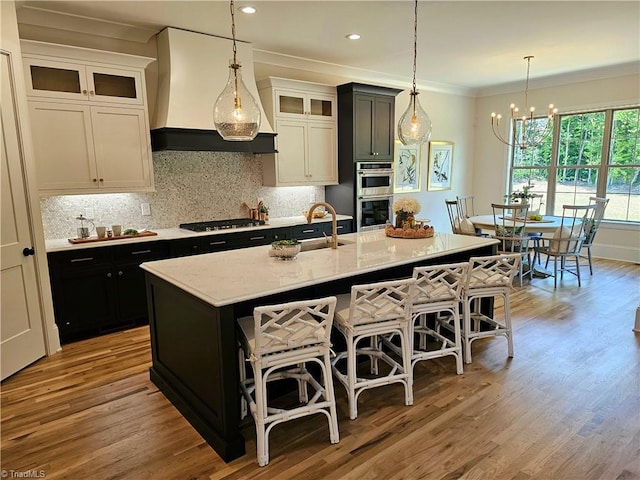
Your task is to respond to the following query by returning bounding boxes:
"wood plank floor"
[2,258,639,480]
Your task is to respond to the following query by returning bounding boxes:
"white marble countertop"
[140,229,498,307]
[45,215,352,252]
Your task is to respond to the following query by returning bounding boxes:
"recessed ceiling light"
[346,33,361,40]
[240,6,256,14]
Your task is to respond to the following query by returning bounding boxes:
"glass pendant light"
[213,0,261,141]
[398,0,432,146]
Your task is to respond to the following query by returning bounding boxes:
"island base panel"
[146,274,245,462]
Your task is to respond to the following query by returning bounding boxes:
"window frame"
[507,105,640,223]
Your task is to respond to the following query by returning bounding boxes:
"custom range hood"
[151,27,275,153]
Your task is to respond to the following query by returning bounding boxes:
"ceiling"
[14,0,640,96]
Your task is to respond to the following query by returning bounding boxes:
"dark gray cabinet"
[337,83,401,163]
[48,241,170,343]
[48,221,351,343]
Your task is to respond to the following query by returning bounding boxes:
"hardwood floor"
[2,258,639,480]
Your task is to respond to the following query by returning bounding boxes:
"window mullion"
[597,110,613,197]
[546,113,561,215]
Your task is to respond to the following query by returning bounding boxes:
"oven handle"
[357,169,394,175]
[357,194,394,201]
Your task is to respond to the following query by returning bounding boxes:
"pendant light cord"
[229,0,240,108]
[412,0,418,96]
[230,0,238,66]
[523,55,532,113]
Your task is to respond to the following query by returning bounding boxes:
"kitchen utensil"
[75,214,94,238]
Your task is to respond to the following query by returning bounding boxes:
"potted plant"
[393,197,421,229]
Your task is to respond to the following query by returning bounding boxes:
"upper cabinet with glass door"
[23,57,144,106]
[275,89,335,121]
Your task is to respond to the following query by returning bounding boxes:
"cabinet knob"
[82,90,88,95]
[118,271,123,276]
[107,272,112,278]
[89,90,95,96]
[99,178,104,182]
[92,178,98,182]
[22,247,35,256]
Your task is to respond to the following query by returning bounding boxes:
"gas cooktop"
[179,218,265,232]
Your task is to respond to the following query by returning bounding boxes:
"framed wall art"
[427,141,453,191]
[393,141,421,193]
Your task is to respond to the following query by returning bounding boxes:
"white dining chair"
[533,204,597,288]
[491,203,534,286]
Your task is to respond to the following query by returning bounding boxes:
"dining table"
[468,214,565,234]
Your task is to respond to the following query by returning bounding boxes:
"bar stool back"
[237,296,338,466]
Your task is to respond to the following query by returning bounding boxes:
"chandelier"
[213,0,261,141]
[491,56,557,151]
[397,0,432,146]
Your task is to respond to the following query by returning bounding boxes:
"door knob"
[22,247,35,256]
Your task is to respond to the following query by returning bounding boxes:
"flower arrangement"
[393,197,421,215]
[393,197,422,228]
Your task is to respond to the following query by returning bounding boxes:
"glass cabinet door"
[87,67,143,105]
[309,97,333,118]
[24,58,88,101]
[278,94,305,115]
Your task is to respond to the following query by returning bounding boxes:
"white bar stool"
[331,277,416,420]
[237,296,338,466]
[458,254,520,364]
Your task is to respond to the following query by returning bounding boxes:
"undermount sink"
[299,238,352,252]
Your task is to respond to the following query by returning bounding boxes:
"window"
[509,106,640,222]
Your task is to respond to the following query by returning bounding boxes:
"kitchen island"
[140,229,498,462]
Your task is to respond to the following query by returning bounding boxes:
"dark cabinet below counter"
[48,241,170,343]
[48,219,352,343]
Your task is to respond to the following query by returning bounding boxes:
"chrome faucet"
[307,202,338,249]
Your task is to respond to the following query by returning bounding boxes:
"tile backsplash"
[40,151,325,239]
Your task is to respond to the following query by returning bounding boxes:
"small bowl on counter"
[303,210,328,218]
[269,240,302,260]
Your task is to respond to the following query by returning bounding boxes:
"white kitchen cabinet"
[258,77,337,186]
[20,40,155,195]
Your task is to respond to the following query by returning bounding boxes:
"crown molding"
[16,6,157,44]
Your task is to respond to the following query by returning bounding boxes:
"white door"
[1,51,46,380]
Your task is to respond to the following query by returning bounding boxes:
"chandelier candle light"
[490,55,557,151]
[397,0,432,146]
[213,0,261,141]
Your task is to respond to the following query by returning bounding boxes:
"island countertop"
[140,229,498,307]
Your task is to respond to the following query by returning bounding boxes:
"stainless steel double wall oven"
[355,162,393,231]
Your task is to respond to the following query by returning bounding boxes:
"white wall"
[475,74,640,263]
[392,89,475,233]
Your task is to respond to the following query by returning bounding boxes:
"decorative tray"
[385,225,434,239]
[68,230,158,244]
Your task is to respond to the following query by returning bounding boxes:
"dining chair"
[445,199,480,236]
[533,204,597,288]
[392,262,468,375]
[457,253,521,364]
[331,277,416,420]
[237,296,339,466]
[581,196,609,274]
[491,203,534,286]
[456,195,476,218]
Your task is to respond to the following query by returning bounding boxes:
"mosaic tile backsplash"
[40,151,325,239]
